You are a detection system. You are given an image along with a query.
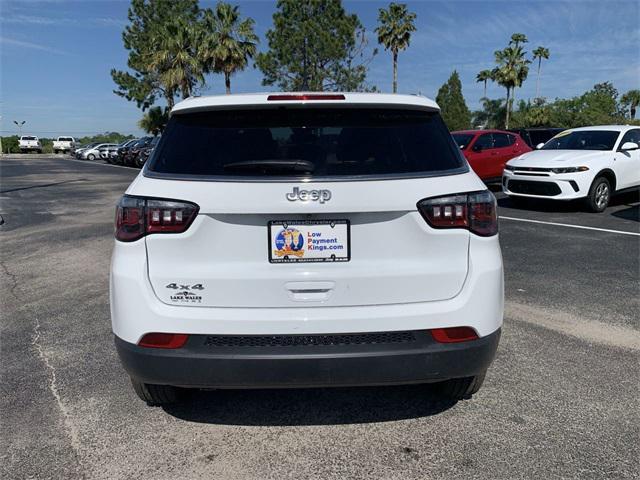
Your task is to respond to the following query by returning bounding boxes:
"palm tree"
[375,3,417,93]
[148,18,205,100]
[621,89,640,119]
[510,33,528,49]
[492,44,530,129]
[532,46,550,99]
[476,70,492,98]
[201,2,258,94]
[138,107,169,136]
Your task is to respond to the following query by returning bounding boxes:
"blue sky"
[1,0,639,137]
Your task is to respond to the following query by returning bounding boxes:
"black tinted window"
[148,108,464,178]
[542,130,620,151]
[619,129,640,146]
[474,134,493,149]
[493,133,513,148]
[529,129,563,146]
[452,133,474,150]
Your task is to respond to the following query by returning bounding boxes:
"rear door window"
[492,133,513,148]
[473,133,494,150]
[147,108,465,180]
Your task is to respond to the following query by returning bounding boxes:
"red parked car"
[451,129,532,182]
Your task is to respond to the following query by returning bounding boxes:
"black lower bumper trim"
[115,328,501,389]
[507,179,561,196]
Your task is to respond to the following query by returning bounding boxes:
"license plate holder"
[268,220,350,263]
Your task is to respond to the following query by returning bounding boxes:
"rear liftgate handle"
[285,281,335,302]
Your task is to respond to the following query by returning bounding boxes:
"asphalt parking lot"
[1,155,639,480]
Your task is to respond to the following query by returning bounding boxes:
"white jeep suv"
[503,125,640,212]
[110,93,503,405]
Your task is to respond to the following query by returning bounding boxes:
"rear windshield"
[147,108,465,179]
[542,130,619,151]
[58,137,73,141]
[22,136,37,141]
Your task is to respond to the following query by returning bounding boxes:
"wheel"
[586,176,611,213]
[87,153,96,161]
[437,372,486,400]
[131,378,180,406]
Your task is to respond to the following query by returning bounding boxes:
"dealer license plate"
[268,220,350,263]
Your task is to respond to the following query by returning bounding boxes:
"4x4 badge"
[166,283,204,290]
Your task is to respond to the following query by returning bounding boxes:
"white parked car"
[111,93,503,405]
[53,136,76,153]
[18,135,42,153]
[80,143,117,161]
[503,125,640,212]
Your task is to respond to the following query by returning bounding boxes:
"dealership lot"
[1,155,638,480]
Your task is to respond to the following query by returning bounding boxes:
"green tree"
[511,98,550,128]
[476,69,492,99]
[138,106,169,135]
[472,98,506,129]
[111,0,200,110]
[510,32,528,49]
[532,46,550,99]
[491,34,530,128]
[256,0,376,91]
[201,2,258,94]
[621,89,640,119]
[435,71,471,131]
[545,82,628,128]
[148,17,205,101]
[375,2,416,93]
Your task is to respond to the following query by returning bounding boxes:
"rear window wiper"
[223,159,315,175]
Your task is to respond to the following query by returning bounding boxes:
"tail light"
[417,190,497,236]
[115,195,199,242]
[431,327,478,343]
[138,333,189,349]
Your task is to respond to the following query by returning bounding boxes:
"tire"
[87,153,96,161]
[586,176,611,213]
[131,378,180,406]
[437,372,486,400]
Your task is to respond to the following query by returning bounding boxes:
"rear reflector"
[431,327,479,343]
[138,333,189,349]
[267,94,346,101]
[115,195,199,241]
[417,190,498,236]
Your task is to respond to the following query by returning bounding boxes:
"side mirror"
[620,141,639,151]
[535,143,545,150]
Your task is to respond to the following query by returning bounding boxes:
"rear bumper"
[110,235,504,344]
[115,328,500,388]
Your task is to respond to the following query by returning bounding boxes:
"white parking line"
[499,216,640,237]
[61,157,134,170]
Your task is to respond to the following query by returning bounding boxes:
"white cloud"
[0,36,72,56]
[1,14,125,28]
